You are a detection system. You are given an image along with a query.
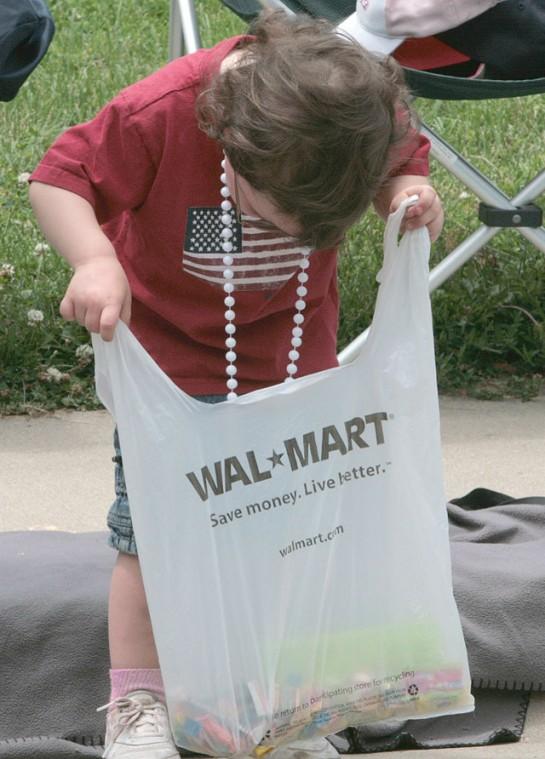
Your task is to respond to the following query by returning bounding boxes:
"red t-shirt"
[30,36,430,395]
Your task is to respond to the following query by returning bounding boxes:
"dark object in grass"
[0,0,55,102]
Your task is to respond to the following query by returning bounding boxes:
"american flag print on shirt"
[183,207,310,292]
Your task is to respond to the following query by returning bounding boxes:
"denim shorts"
[107,394,226,555]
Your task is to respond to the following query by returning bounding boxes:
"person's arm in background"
[28,183,131,341]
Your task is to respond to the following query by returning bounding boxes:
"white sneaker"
[98,690,180,758]
[267,737,339,759]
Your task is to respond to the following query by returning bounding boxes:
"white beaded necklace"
[220,157,311,400]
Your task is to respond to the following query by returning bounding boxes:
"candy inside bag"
[168,622,470,757]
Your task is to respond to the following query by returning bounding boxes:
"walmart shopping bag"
[93,198,474,756]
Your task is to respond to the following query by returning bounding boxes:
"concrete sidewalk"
[1,395,545,757]
[2,396,544,531]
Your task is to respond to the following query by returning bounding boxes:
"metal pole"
[169,0,201,60]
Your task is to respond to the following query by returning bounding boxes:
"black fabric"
[438,0,545,80]
[0,0,55,101]
[220,0,545,99]
[403,67,545,101]
[225,0,545,80]
[220,0,348,23]
[333,689,530,753]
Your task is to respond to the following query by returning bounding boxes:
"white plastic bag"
[93,198,474,756]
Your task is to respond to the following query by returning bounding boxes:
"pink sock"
[109,668,166,702]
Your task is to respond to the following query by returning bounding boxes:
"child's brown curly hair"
[198,10,418,249]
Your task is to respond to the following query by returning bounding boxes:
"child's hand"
[29,184,132,340]
[389,184,444,242]
[60,256,131,341]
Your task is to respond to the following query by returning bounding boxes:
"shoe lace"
[97,694,165,737]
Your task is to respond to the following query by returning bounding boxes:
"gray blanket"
[0,532,112,751]
[1,489,543,756]
[449,489,545,690]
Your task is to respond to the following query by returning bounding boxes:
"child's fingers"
[405,204,423,219]
[59,294,76,321]
[405,188,436,218]
[84,307,104,335]
[389,191,413,214]
[390,188,432,218]
[100,303,122,342]
[407,206,444,241]
[389,186,443,240]
[406,207,435,229]
[405,195,442,227]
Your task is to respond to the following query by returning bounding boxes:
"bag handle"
[376,194,421,284]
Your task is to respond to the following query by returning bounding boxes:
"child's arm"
[29,182,131,341]
[373,174,444,242]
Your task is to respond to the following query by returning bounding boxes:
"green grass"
[1,0,544,413]
[339,94,545,401]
